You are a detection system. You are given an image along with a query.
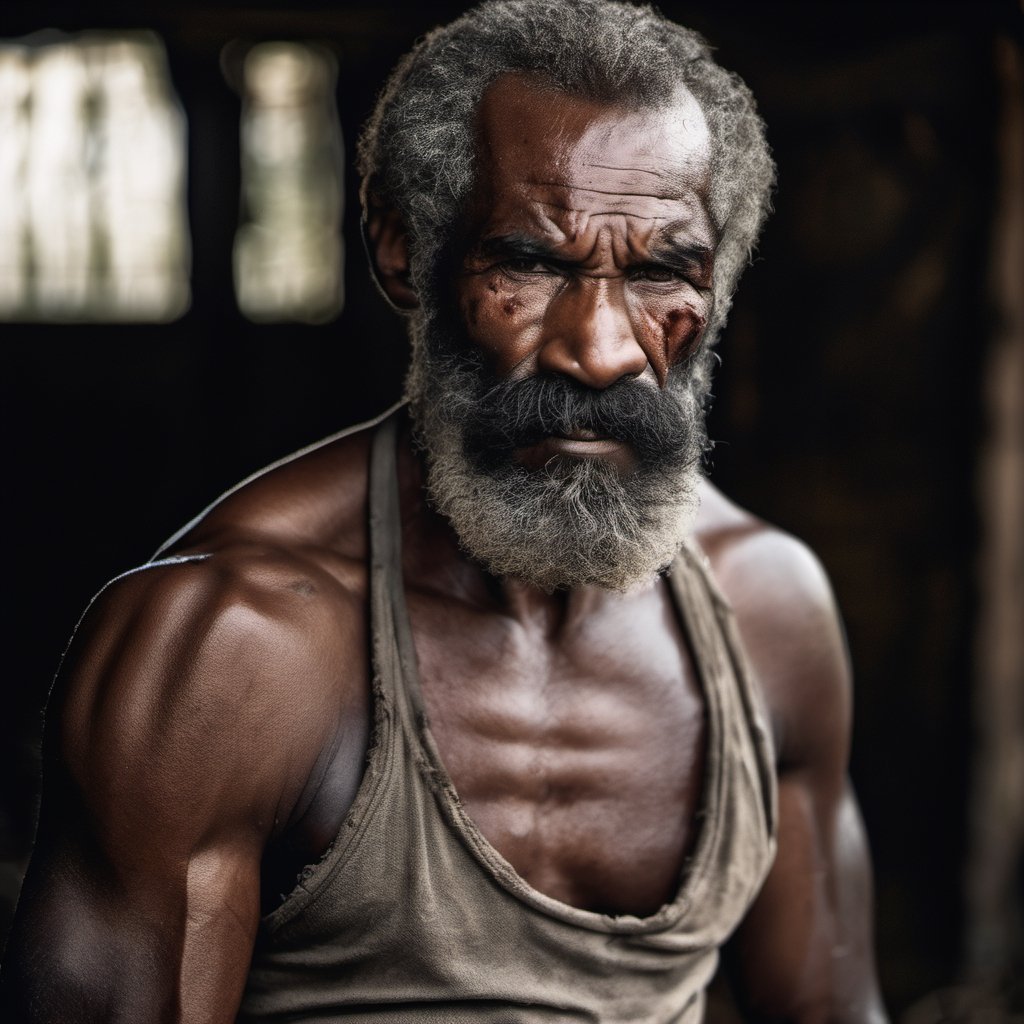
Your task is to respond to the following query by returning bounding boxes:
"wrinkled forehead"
[473,73,713,207]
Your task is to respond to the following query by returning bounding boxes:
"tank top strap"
[669,538,778,840]
[368,410,404,710]
[667,540,731,686]
[368,409,431,738]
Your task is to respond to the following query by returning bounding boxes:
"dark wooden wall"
[2,1,1020,1015]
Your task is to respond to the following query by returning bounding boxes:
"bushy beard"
[406,307,712,592]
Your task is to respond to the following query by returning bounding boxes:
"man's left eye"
[634,266,682,283]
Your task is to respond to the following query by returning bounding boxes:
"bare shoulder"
[692,477,852,770]
[6,538,370,1021]
[53,542,367,841]
[693,477,839,619]
[50,412,392,836]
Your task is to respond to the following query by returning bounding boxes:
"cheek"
[636,294,709,383]
[457,275,548,375]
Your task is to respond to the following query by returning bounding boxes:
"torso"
[170,414,738,920]
[404,572,705,917]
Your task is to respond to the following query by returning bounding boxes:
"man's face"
[408,75,719,591]
[458,73,715,402]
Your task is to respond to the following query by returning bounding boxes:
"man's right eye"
[502,258,550,275]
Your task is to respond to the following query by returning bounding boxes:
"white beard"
[406,312,709,592]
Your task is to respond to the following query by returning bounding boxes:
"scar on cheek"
[502,295,523,317]
[662,307,706,353]
[662,308,686,332]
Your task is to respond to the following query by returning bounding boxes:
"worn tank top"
[239,413,778,1023]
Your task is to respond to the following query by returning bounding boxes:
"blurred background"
[1,0,1021,1018]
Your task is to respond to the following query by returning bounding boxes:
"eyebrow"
[648,238,715,275]
[473,231,715,278]
[474,233,564,262]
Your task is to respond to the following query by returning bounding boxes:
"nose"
[537,276,649,389]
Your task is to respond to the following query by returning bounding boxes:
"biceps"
[727,779,835,1007]
[724,778,884,1021]
[178,845,263,1021]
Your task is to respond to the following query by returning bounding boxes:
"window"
[0,34,190,322]
[232,42,344,324]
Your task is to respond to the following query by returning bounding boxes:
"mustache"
[460,372,699,471]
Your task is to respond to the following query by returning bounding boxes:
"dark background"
[2,0,1022,1017]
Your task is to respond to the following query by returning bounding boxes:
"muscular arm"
[0,552,352,1023]
[699,495,887,1023]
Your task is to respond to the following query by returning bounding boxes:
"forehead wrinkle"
[585,163,666,174]
[534,180,681,200]
[485,201,690,266]
[544,214,664,267]
[581,153,706,173]
[536,199,668,222]
[575,162,710,195]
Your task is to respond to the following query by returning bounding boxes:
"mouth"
[515,430,636,472]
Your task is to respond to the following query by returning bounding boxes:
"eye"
[632,264,684,284]
[501,257,552,275]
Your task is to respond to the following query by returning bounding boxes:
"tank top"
[239,412,778,1023]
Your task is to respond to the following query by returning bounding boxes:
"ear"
[362,205,419,311]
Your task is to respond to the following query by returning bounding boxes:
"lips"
[516,433,635,472]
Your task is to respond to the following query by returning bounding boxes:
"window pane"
[233,42,344,324]
[0,33,190,322]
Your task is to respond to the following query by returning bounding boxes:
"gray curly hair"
[358,0,774,338]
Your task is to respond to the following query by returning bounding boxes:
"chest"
[406,581,709,917]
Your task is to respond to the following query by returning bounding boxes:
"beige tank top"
[239,412,778,1023]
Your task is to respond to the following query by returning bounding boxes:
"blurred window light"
[233,42,344,324]
[0,33,190,322]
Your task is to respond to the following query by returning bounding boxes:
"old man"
[2,1,887,1020]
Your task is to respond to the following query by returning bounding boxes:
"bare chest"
[407,581,708,917]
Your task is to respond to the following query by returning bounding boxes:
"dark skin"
[1,75,887,1022]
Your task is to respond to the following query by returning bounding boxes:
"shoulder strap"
[367,410,429,735]
[669,539,778,839]
[368,411,405,713]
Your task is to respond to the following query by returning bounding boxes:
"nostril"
[538,281,649,389]
[539,338,649,390]
[538,344,647,391]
